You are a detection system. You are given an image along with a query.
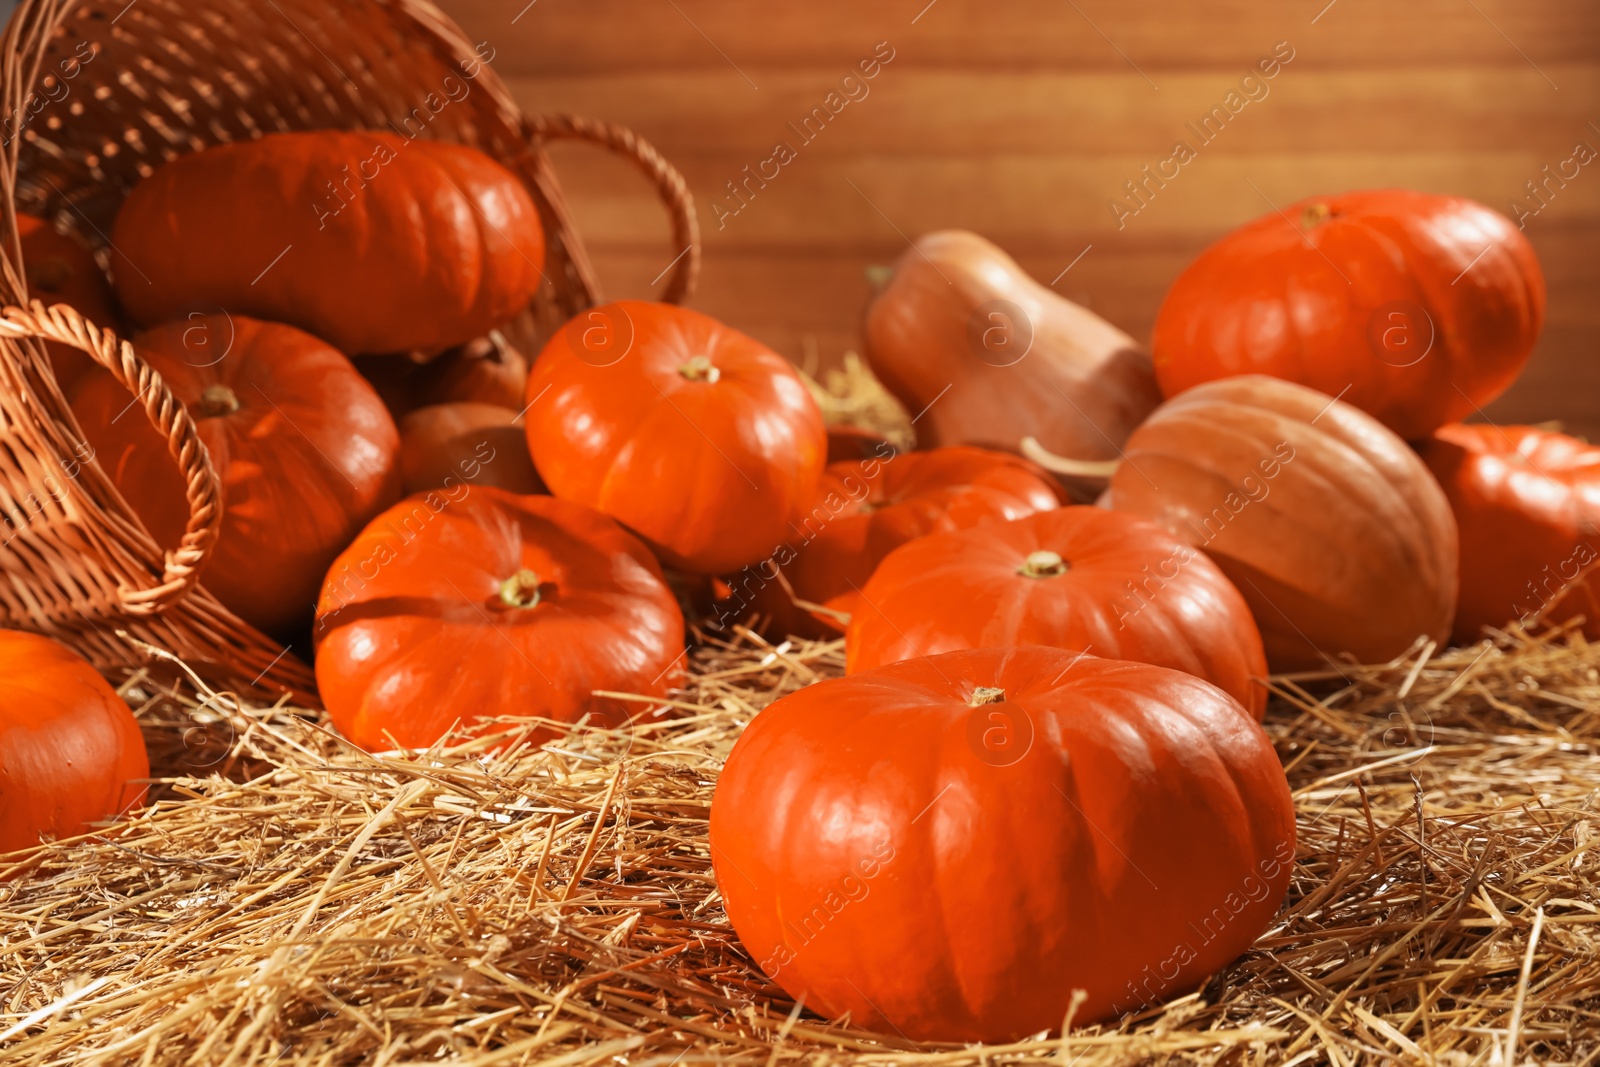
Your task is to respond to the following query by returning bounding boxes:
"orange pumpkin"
[525,301,826,575]
[17,213,119,395]
[74,315,401,637]
[0,630,148,859]
[315,489,686,751]
[1152,190,1545,440]
[721,446,1062,639]
[1099,375,1457,671]
[399,403,544,497]
[357,333,529,420]
[711,646,1295,1041]
[1417,423,1600,642]
[864,230,1161,487]
[847,507,1269,717]
[110,132,545,354]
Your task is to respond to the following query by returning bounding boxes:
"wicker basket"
[0,0,700,702]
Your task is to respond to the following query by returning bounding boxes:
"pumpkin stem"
[1019,550,1069,578]
[497,569,543,609]
[679,355,721,383]
[1018,437,1121,480]
[969,686,1006,707]
[195,384,240,418]
[1300,202,1332,229]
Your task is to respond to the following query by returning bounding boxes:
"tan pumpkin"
[863,230,1160,493]
[1095,375,1458,671]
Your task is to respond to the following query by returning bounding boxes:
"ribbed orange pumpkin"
[847,507,1269,717]
[1152,190,1544,440]
[1,630,148,861]
[74,315,401,637]
[711,646,1295,1042]
[723,446,1062,639]
[525,301,826,575]
[110,132,545,354]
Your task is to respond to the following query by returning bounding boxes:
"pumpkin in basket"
[17,213,119,395]
[1093,375,1458,671]
[710,646,1296,1042]
[847,507,1268,717]
[109,132,545,355]
[314,489,685,751]
[1418,423,1600,643]
[863,230,1161,491]
[399,402,544,497]
[73,315,401,637]
[525,301,826,575]
[0,630,148,860]
[723,446,1062,639]
[1152,189,1545,440]
[357,333,530,420]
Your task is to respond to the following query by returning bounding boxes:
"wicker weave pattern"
[0,0,699,701]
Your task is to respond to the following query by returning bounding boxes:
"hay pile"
[3,625,1599,1065]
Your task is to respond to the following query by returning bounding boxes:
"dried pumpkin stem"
[497,569,542,609]
[678,355,721,383]
[1301,202,1332,229]
[195,384,241,418]
[969,686,1006,707]
[1019,550,1069,578]
[1018,436,1120,479]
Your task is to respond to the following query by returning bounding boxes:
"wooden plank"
[506,68,1600,158]
[450,0,1600,74]
[542,148,1600,249]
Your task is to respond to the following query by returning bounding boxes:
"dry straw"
[3,622,1598,1065]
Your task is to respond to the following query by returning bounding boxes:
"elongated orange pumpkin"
[525,301,826,575]
[74,315,401,637]
[110,132,545,354]
[1417,423,1600,643]
[1099,375,1458,670]
[847,507,1268,717]
[711,646,1295,1041]
[315,489,686,752]
[1,630,148,860]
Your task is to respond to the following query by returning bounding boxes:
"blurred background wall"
[445,0,1599,435]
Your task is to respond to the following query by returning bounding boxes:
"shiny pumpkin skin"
[110,132,545,354]
[0,630,148,858]
[710,646,1296,1042]
[1101,375,1458,671]
[1417,423,1600,643]
[358,334,529,420]
[73,315,401,637]
[736,446,1063,639]
[863,230,1161,473]
[847,506,1268,718]
[398,402,544,497]
[525,301,826,575]
[1152,189,1545,440]
[314,489,686,752]
[18,213,119,395]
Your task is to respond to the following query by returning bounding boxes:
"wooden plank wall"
[443,0,1600,436]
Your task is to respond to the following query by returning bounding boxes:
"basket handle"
[526,113,700,306]
[0,301,222,616]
